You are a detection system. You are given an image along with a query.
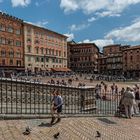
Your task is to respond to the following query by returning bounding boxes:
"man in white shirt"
[121,86,135,119]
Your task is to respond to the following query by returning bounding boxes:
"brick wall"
[0,12,24,69]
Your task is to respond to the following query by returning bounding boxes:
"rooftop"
[24,22,67,39]
[123,45,140,51]
[0,12,23,22]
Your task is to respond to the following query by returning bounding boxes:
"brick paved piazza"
[0,117,140,140]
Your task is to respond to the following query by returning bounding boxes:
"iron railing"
[0,77,123,116]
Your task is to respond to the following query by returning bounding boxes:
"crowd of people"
[1,71,140,120]
[89,74,126,82]
[93,81,140,119]
[95,82,119,100]
[119,84,140,118]
[50,84,140,123]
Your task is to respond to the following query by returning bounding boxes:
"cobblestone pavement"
[0,117,140,140]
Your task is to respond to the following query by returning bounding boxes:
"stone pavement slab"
[0,117,140,140]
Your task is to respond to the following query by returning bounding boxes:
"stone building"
[67,40,76,69]
[98,44,130,76]
[98,45,123,75]
[68,42,99,73]
[97,53,107,74]
[98,44,140,79]
[0,12,24,75]
[24,22,67,73]
[123,45,140,78]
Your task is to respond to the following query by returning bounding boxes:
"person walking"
[132,85,140,114]
[95,84,101,99]
[118,87,125,116]
[121,86,135,119]
[80,94,85,111]
[111,83,115,95]
[50,89,63,124]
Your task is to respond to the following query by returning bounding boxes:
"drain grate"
[98,118,117,124]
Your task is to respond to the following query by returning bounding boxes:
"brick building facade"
[24,22,67,73]
[68,42,99,73]
[0,12,24,75]
[98,44,140,78]
[123,45,140,78]
[1,12,140,78]
[98,45,124,75]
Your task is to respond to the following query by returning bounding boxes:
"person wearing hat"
[121,86,135,119]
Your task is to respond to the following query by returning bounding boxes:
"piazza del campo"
[0,1,140,140]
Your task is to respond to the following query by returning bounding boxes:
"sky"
[0,0,140,50]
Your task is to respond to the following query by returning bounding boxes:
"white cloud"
[70,23,90,31]
[25,20,48,28]
[64,33,74,41]
[107,0,140,14]
[60,0,79,13]
[88,17,96,22]
[105,18,140,42]
[82,39,114,50]
[11,0,31,7]
[35,20,48,27]
[82,39,92,43]
[96,11,121,18]
[93,39,114,49]
[131,17,140,23]
[60,0,140,17]
[60,0,109,14]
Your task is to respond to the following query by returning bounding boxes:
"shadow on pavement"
[38,121,60,127]
[38,122,52,127]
